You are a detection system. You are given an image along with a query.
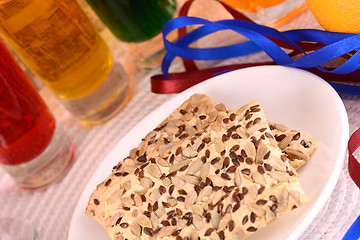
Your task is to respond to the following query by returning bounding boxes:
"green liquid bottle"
[85,0,177,43]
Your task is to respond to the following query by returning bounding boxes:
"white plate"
[68,66,349,240]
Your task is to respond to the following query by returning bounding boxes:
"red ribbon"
[349,128,360,189]
[151,62,273,93]
[151,61,360,94]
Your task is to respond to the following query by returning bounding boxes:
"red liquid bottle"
[0,40,55,165]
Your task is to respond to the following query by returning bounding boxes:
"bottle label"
[0,0,100,81]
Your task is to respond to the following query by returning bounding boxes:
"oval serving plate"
[69,66,349,240]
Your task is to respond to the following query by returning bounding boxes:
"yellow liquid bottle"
[0,0,132,124]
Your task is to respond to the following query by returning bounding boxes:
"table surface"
[0,4,359,240]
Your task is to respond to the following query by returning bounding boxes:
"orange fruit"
[306,0,360,33]
[221,0,286,12]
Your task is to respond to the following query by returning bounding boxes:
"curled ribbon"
[348,128,360,189]
[342,128,360,240]
[153,16,360,96]
[151,0,360,96]
[343,215,360,240]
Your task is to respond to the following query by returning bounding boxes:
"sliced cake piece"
[86,94,309,240]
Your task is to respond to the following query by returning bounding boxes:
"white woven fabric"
[0,8,359,240]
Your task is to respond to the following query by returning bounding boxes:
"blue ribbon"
[343,215,360,240]
[161,16,360,95]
